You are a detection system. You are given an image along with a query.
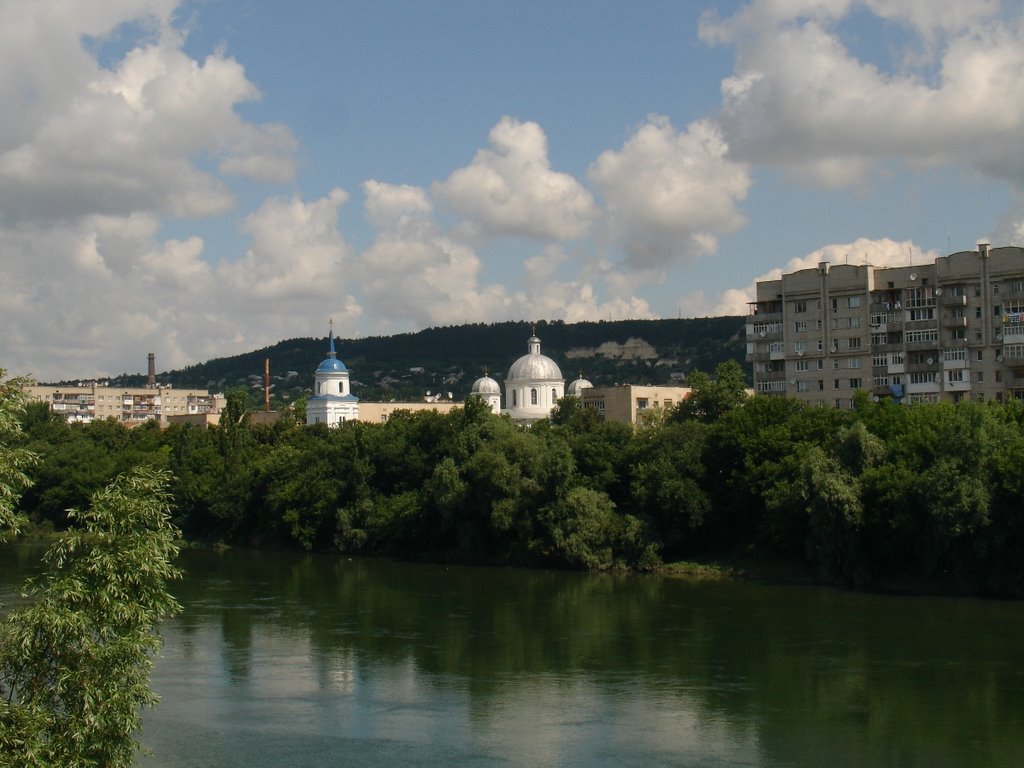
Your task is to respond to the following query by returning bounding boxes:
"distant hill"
[117,318,747,406]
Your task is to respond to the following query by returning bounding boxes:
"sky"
[3,0,1023,382]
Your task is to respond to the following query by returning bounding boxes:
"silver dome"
[566,376,593,396]
[471,375,501,394]
[507,335,563,382]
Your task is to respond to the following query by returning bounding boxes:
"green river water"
[2,544,1023,767]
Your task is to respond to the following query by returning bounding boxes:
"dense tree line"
[13,362,1024,596]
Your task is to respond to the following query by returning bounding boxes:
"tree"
[0,466,181,768]
[0,370,36,536]
[672,360,748,423]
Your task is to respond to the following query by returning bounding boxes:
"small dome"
[316,357,348,373]
[471,374,501,394]
[566,376,593,396]
[507,335,562,382]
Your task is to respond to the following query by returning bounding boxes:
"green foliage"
[0,466,181,768]
[0,370,37,537]
[13,375,1024,593]
[672,360,748,423]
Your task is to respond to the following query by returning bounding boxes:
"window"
[794,341,807,353]
[890,374,903,385]
[831,298,839,312]
[817,340,824,351]
[796,381,808,392]
[849,378,863,389]
[871,332,887,345]
[512,391,517,406]
[795,321,807,332]
[833,360,840,370]
[909,307,934,321]
[848,317,861,328]
[834,379,840,390]
[636,398,648,410]
[947,369,964,383]
[795,300,807,313]
[873,354,887,367]
[817,360,824,371]
[977,371,985,383]
[769,341,784,353]
[996,371,1003,383]
[818,380,825,390]
[552,388,557,402]
[848,296,861,308]
[849,358,861,369]
[994,305,1003,316]
[905,329,938,343]
[530,388,538,405]
[848,338,862,350]
[976,306,983,318]
[977,350,984,362]
[943,349,967,362]
[910,372,938,384]
[1014,281,1024,292]
[952,328,966,340]
[796,360,809,372]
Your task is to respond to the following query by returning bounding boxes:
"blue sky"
[2,0,1022,381]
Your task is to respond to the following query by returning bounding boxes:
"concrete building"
[358,401,461,422]
[580,385,693,425]
[746,243,1024,406]
[26,383,220,424]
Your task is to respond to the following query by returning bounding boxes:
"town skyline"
[2,0,1022,382]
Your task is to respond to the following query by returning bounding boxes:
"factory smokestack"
[147,353,156,387]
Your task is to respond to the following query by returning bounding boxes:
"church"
[310,325,588,426]
[306,327,359,426]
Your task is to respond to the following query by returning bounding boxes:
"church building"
[504,331,565,424]
[306,326,359,426]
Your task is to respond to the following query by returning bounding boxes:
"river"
[2,544,1023,767]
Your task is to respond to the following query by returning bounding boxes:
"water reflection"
[2,544,1023,767]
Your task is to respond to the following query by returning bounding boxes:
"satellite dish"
[790,379,796,385]
[797,350,805,356]
[934,287,942,296]
[760,331,767,337]
[926,357,934,365]
[872,395,880,402]
[910,272,918,281]
[997,354,1004,362]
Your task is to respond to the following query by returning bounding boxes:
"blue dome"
[317,357,348,373]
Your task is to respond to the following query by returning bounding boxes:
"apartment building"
[26,383,222,424]
[746,243,1024,406]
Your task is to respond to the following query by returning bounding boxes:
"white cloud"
[0,2,298,223]
[433,117,597,241]
[359,181,510,330]
[712,237,938,315]
[703,1,1024,188]
[513,246,654,323]
[588,116,750,268]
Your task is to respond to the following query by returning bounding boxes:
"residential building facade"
[746,243,1024,406]
[26,383,220,424]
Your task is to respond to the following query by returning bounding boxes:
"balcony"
[942,316,968,328]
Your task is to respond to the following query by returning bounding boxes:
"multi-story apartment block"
[26,383,222,424]
[747,243,1024,406]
